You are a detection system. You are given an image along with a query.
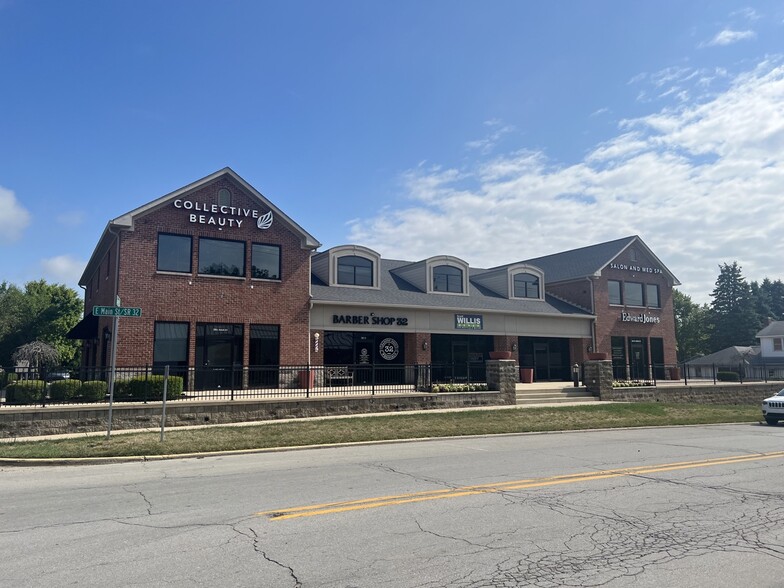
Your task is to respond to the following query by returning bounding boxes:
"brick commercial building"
[70,168,680,389]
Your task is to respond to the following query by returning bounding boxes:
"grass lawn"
[0,403,763,460]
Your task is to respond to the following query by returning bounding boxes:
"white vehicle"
[761,389,784,425]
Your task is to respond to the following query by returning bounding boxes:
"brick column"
[486,359,518,405]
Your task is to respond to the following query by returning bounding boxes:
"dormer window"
[337,255,373,286]
[433,265,463,293]
[513,273,540,299]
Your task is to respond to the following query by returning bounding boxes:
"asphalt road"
[2,423,784,587]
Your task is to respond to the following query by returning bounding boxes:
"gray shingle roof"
[757,321,784,338]
[312,259,591,317]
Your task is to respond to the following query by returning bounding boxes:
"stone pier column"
[486,359,518,405]
[583,360,613,399]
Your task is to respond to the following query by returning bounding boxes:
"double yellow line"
[257,450,784,521]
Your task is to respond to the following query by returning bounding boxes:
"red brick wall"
[592,247,677,366]
[104,176,312,367]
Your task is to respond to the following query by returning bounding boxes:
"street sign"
[93,306,142,317]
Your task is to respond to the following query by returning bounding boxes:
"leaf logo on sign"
[257,211,274,230]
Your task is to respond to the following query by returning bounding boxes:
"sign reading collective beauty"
[173,199,274,230]
[609,262,662,274]
[455,314,483,330]
[621,312,661,324]
[332,314,409,326]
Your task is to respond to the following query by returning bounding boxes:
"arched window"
[513,273,540,299]
[433,265,463,293]
[337,255,373,286]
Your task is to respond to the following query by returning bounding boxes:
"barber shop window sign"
[379,337,400,361]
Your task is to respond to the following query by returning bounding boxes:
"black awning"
[66,312,99,340]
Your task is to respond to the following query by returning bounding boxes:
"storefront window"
[157,234,192,273]
[252,244,280,280]
[513,273,540,298]
[608,280,622,305]
[153,322,189,367]
[624,282,644,306]
[433,265,463,293]
[198,238,245,277]
[337,256,373,286]
[249,324,280,386]
[646,284,660,308]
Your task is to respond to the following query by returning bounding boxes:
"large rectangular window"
[153,322,189,367]
[198,238,245,277]
[646,284,660,308]
[157,234,192,273]
[251,244,281,280]
[608,280,622,305]
[624,282,644,306]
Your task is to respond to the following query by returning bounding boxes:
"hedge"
[115,375,184,401]
[717,371,740,382]
[49,379,83,401]
[6,380,47,404]
[80,380,108,402]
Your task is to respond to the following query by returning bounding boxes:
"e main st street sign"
[93,306,142,317]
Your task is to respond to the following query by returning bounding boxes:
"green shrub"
[7,373,18,384]
[125,375,184,400]
[717,371,740,382]
[80,380,108,402]
[49,379,82,401]
[112,379,132,400]
[6,380,47,404]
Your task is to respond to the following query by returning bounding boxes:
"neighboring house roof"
[311,258,593,318]
[756,321,784,338]
[80,167,321,286]
[489,235,681,285]
[685,346,759,366]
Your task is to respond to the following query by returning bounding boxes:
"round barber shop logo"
[379,337,399,361]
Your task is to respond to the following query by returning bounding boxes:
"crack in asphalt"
[245,527,302,587]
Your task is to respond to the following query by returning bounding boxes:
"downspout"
[587,277,597,353]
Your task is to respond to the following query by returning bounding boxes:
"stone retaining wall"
[601,383,780,404]
[0,392,502,438]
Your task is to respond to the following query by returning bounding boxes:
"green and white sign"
[455,314,483,330]
[93,306,142,317]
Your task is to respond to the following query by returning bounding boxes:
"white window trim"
[426,256,470,296]
[328,245,381,289]
[507,264,545,301]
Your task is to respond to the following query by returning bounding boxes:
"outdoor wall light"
[422,341,429,350]
[511,343,518,352]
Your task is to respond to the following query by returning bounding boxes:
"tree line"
[674,262,784,361]
[0,281,82,367]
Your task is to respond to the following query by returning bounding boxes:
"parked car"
[761,388,784,425]
[45,370,71,382]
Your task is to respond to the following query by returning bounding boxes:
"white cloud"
[465,120,516,154]
[40,255,86,286]
[0,186,31,243]
[701,29,756,47]
[349,59,784,304]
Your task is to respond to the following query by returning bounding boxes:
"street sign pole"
[106,313,119,438]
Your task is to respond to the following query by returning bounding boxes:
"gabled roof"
[489,235,680,285]
[757,321,784,338]
[684,346,759,366]
[79,168,321,285]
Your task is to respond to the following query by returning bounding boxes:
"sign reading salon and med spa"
[608,262,662,275]
[173,198,274,230]
[455,314,483,330]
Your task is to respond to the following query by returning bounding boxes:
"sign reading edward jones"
[173,199,273,230]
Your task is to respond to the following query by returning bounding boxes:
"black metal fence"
[0,362,492,406]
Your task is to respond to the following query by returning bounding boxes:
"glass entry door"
[628,337,648,380]
[196,323,243,390]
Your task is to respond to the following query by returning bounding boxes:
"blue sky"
[1,1,783,304]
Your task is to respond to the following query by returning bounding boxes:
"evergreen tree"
[760,277,784,320]
[708,262,758,351]
[673,289,710,361]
